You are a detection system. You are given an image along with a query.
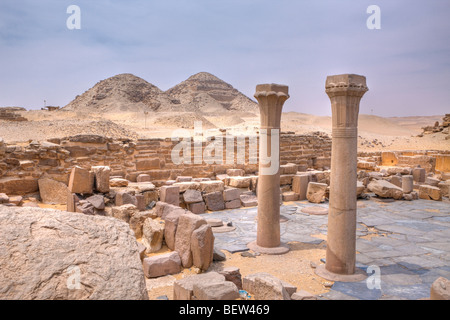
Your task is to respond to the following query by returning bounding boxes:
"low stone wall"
[0,133,332,195]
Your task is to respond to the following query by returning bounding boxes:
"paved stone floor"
[201,197,450,300]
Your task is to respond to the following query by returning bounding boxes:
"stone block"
[66,193,79,212]
[225,199,241,209]
[172,181,201,192]
[188,202,206,214]
[143,251,181,278]
[223,188,241,201]
[419,185,442,201]
[193,281,240,300]
[174,212,207,268]
[176,176,193,182]
[412,167,426,183]
[183,189,203,204]
[0,193,9,204]
[115,191,137,207]
[173,272,225,300]
[430,277,450,300]
[306,182,327,203]
[204,191,225,211]
[136,159,160,171]
[228,177,251,188]
[68,166,93,194]
[292,175,309,200]
[368,179,403,200]
[109,178,129,187]
[135,194,146,211]
[425,177,440,187]
[111,204,137,223]
[282,191,299,201]
[242,273,293,300]
[163,210,184,250]
[240,194,257,207]
[160,186,180,206]
[226,169,245,177]
[191,224,215,271]
[291,290,317,300]
[402,175,414,194]
[280,163,298,175]
[200,180,225,193]
[154,201,185,220]
[136,174,151,183]
[86,195,105,210]
[92,166,111,193]
[142,218,165,253]
[219,267,242,289]
[38,178,70,205]
[280,175,294,186]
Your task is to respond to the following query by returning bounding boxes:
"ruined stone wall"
[0,133,332,195]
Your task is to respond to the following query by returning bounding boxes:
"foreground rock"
[0,206,148,300]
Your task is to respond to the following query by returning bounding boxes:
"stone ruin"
[0,107,28,122]
[0,77,449,301]
[420,114,450,138]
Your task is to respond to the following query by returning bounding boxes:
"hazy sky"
[0,0,449,116]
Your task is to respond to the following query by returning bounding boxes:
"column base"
[247,240,290,255]
[315,264,367,282]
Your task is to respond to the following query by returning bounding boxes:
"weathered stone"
[109,178,129,187]
[134,194,146,211]
[430,277,450,300]
[115,191,137,207]
[200,180,225,193]
[188,201,206,214]
[174,212,207,268]
[68,166,93,194]
[160,186,180,206]
[204,191,225,211]
[419,185,442,201]
[136,159,160,171]
[225,169,244,177]
[143,251,181,278]
[191,224,215,271]
[213,247,226,261]
[0,193,9,204]
[240,194,258,207]
[8,196,23,206]
[243,273,292,300]
[225,199,241,209]
[137,241,146,261]
[306,182,327,203]
[129,211,151,239]
[142,218,165,253]
[282,191,299,201]
[91,166,111,193]
[163,211,184,250]
[368,179,403,200]
[0,206,148,300]
[86,195,105,210]
[111,204,137,223]
[193,281,240,300]
[136,174,151,183]
[412,167,426,183]
[280,163,298,175]
[228,177,251,188]
[183,189,203,204]
[242,272,296,299]
[425,177,440,187]
[142,190,159,206]
[389,175,402,188]
[292,175,310,200]
[172,181,201,192]
[76,202,95,215]
[176,176,193,182]
[38,178,70,205]
[219,267,243,289]
[0,177,39,195]
[154,201,185,220]
[291,290,317,300]
[402,175,414,194]
[173,272,226,300]
[66,193,79,212]
[223,188,241,202]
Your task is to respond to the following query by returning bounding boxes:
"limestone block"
[153,201,185,220]
[191,224,215,271]
[172,181,201,192]
[0,178,39,196]
[280,175,294,186]
[306,182,327,203]
[91,166,111,193]
[176,176,193,182]
[163,210,184,250]
[0,206,148,300]
[142,218,165,253]
[226,169,245,177]
[419,185,442,201]
[280,163,298,175]
[111,204,138,223]
[412,167,426,183]
[173,272,225,300]
[389,175,402,188]
[67,193,79,212]
[204,191,225,211]
[188,202,206,214]
[225,199,241,209]
[425,177,440,187]
[160,186,180,206]
[143,251,182,278]
[136,159,160,171]
[292,175,310,200]
[242,273,293,300]
[115,191,137,207]
[228,177,251,188]
[291,290,317,300]
[193,281,240,300]
[437,181,449,197]
[282,191,299,202]
[68,166,93,194]
[174,212,207,268]
[200,180,225,193]
[183,189,203,204]
[38,178,70,205]
[402,175,414,194]
[223,188,241,202]
[240,194,258,207]
[109,178,129,187]
[136,174,151,183]
[368,179,403,200]
[0,193,9,204]
[219,267,242,289]
[86,195,105,210]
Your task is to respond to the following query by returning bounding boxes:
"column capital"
[254,84,289,129]
[325,74,368,98]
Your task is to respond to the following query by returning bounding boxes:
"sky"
[0,0,449,117]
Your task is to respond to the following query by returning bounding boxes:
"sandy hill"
[165,72,258,115]
[62,73,174,113]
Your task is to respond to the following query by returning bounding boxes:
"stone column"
[316,74,368,281]
[247,84,290,255]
